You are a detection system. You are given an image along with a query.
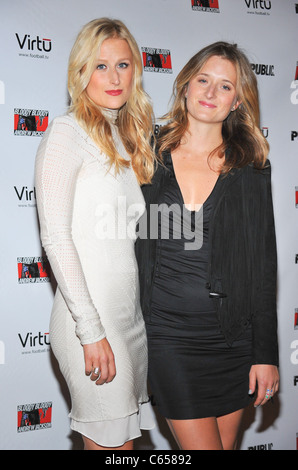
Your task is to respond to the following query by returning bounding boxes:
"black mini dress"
[145,154,253,419]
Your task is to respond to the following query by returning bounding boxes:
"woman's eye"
[118,62,130,69]
[96,64,106,70]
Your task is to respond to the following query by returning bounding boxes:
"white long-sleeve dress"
[35,110,153,446]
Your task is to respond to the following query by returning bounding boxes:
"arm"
[35,117,115,382]
[250,163,279,404]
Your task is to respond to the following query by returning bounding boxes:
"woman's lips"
[199,100,216,108]
[105,90,123,96]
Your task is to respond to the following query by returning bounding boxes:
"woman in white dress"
[35,18,156,450]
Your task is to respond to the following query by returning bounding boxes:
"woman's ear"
[184,83,188,98]
[231,100,241,112]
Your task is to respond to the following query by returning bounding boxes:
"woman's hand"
[249,364,279,407]
[83,338,116,385]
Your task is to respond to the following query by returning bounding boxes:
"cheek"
[185,81,203,105]
[220,94,236,112]
[86,73,103,98]
[185,82,195,99]
[228,90,238,106]
[125,70,134,90]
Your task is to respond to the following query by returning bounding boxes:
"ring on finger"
[266,388,273,399]
[93,367,100,376]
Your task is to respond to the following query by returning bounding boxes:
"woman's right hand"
[83,338,116,385]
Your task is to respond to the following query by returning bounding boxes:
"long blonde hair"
[68,18,155,184]
[158,41,269,172]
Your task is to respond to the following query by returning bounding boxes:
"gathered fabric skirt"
[49,287,154,447]
[145,306,253,420]
[70,401,154,447]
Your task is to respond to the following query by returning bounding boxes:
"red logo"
[191,1,220,12]
[17,257,51,283]
[142,48,172,74]
[17,402,52,432]
[14,108,49,136]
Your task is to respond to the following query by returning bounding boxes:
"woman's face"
[86,37,134,109]
[185,55,240,127]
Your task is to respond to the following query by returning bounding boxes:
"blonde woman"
[136,42,279,450]
[35,18,155,450]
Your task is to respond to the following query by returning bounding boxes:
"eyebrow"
[197,72,235,86]
[96,57,133,62]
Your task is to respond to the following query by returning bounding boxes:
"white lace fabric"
[34,113,149,424]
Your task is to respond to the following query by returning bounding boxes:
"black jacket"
[135,154,279,366]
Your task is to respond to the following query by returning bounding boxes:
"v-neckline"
[167,152,220,211]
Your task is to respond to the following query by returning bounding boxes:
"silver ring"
[93,367,100,376]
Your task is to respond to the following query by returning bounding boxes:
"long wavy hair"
[68,18,155,184]
[158,41,269,172]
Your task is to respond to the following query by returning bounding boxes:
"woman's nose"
[109,67,120,85]
[205,83,216,98]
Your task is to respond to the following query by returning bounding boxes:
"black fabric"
[144,154,253,418]
[135,151,278,366]
[146,322,253,419]
[150,152,216,317]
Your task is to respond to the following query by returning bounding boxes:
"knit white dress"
[35,110,153,446]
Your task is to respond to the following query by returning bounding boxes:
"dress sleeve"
[252,162,279,366]
[35,116,106,345]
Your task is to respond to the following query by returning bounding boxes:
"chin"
[104,95,129,110]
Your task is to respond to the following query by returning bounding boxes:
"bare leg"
[217,408,244,450]
[166,408,245,450]
[83,435,134,450]
[166,417,223,450]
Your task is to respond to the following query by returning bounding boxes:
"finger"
[261,388,272,405]
[248,370,257,396]
[274,380,279,394]
[85,360,93,377]
[257,385,274,407]
[96,359,116,385]
[254,384,267,407]
[90,366,101,382]
[96,362,109,385]
[270,381,279,399]
[106,361,116,383]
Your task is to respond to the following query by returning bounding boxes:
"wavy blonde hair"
[68,18,155,184]
[158,41,269,172]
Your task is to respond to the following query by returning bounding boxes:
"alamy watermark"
[95,196,203,251]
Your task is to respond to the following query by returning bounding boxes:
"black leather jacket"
[135,154,279,366]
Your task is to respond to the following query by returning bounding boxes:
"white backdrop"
[0,0,297,451]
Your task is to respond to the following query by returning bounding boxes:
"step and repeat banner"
[0,0,297,450]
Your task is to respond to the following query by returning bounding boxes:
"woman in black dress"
[136,42,279,450]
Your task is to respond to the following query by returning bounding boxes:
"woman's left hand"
[249,364,279,407]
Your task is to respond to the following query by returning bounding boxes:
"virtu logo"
[18,331,50,349]
[245,0,271,9]
[15,33,52,52]
[14,186,36,202]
